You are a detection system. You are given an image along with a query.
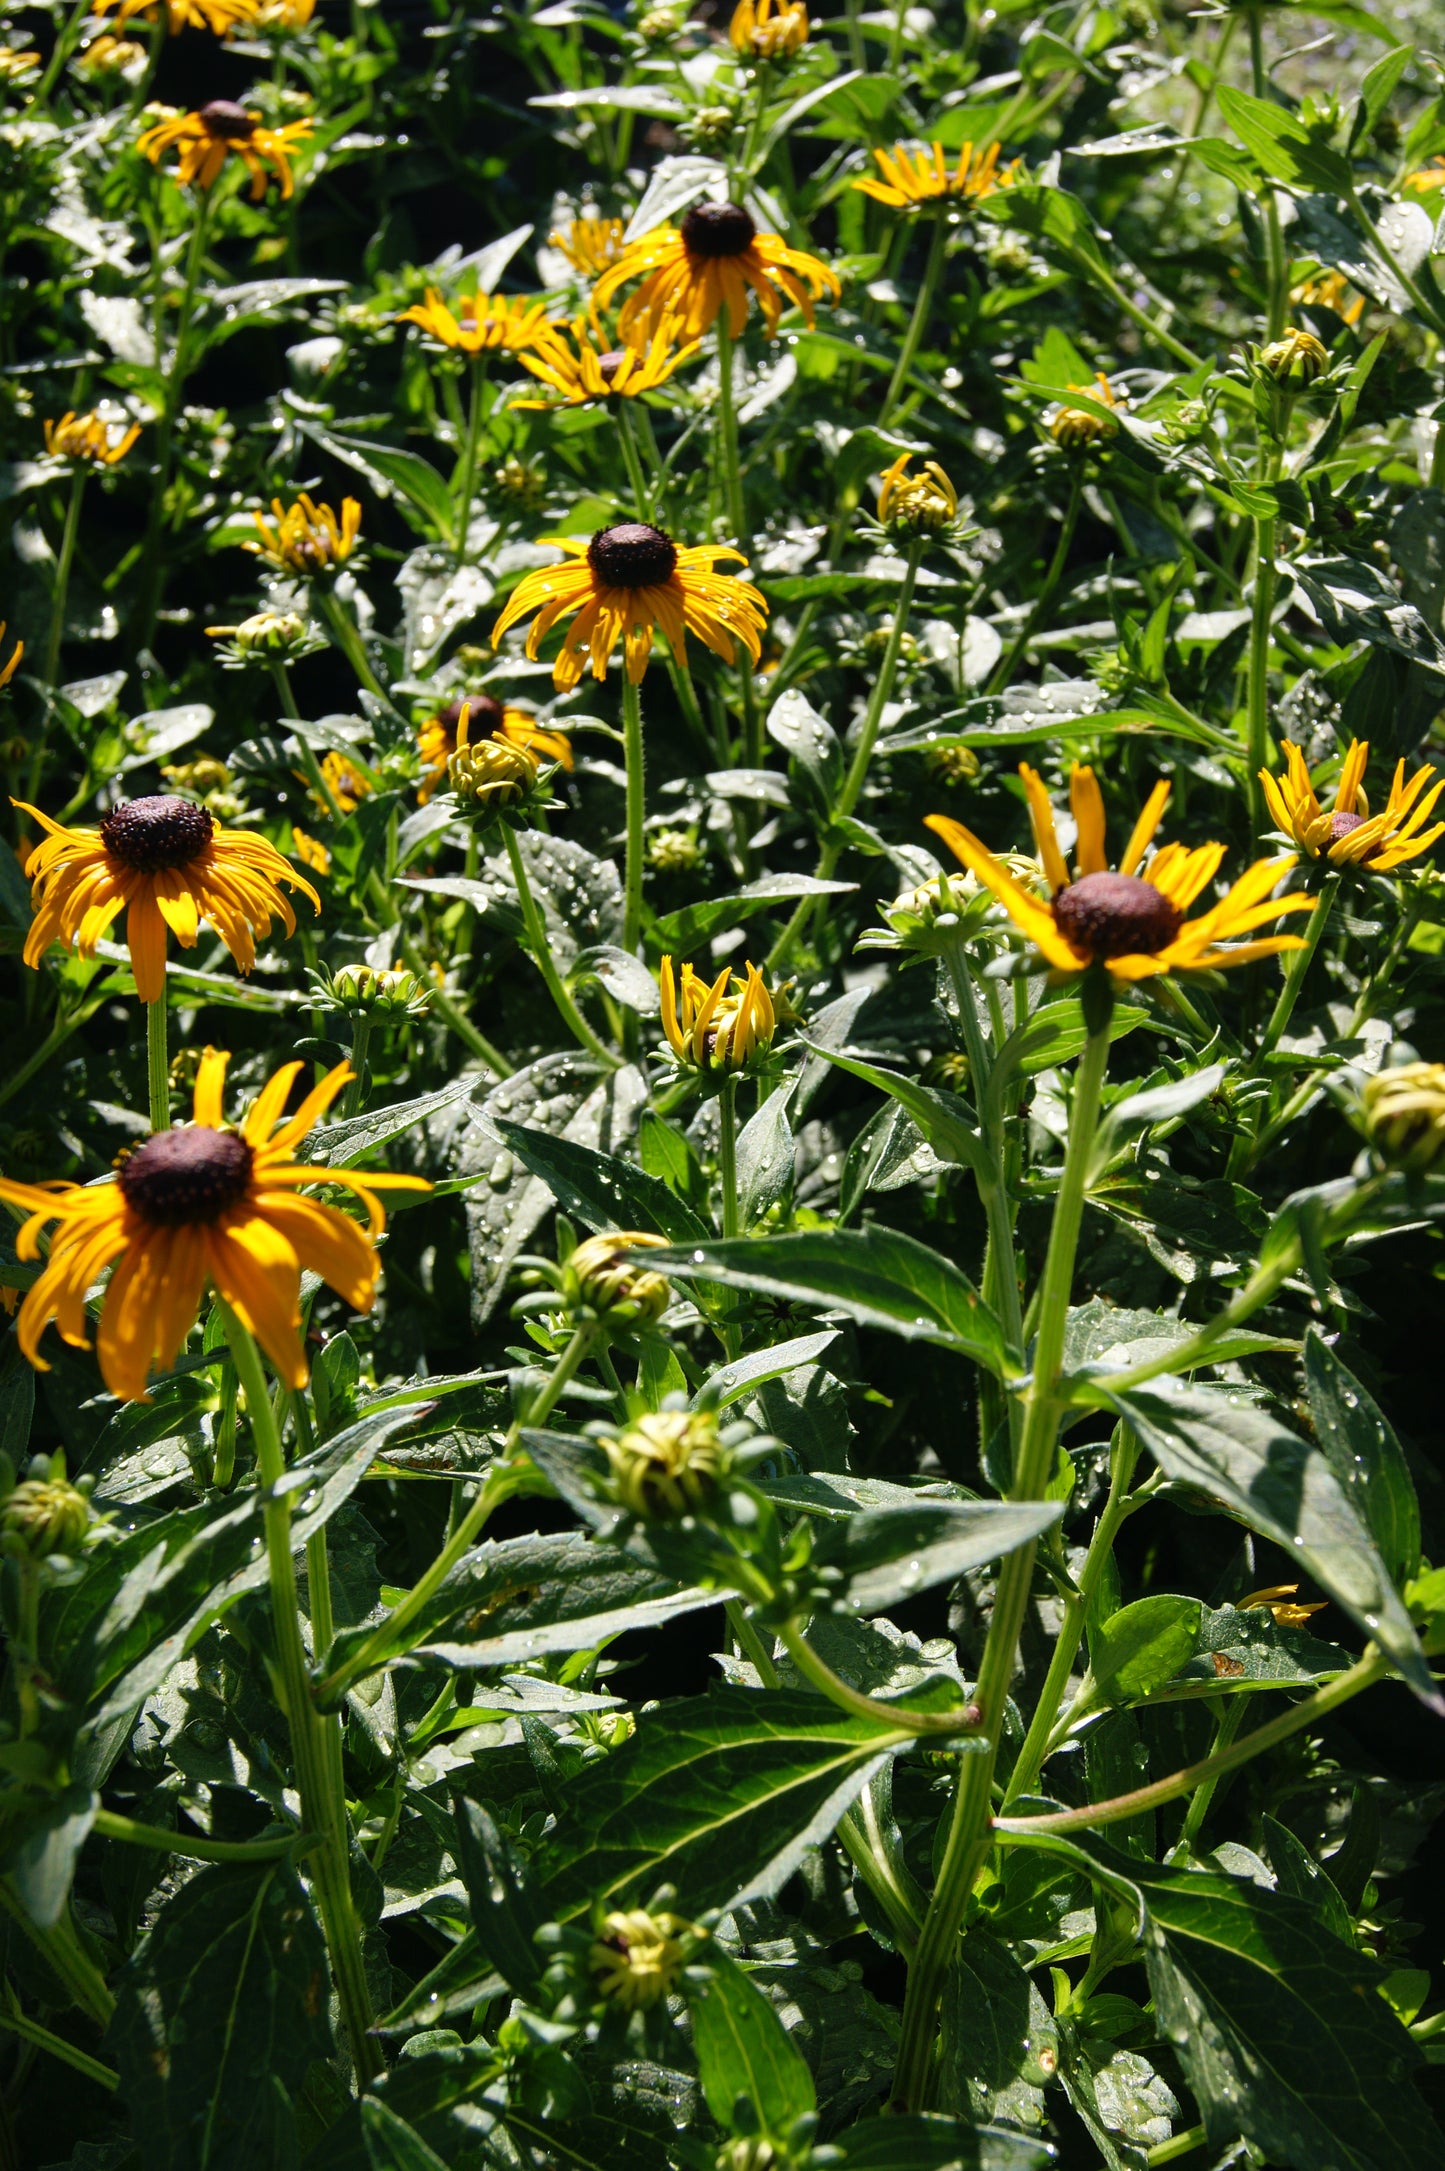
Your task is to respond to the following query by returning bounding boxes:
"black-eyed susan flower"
[730,0,808,60]
[240,0,315,25]
[93,0,254,30]
[853,138,1021,212]
[246,494,361,577]
[291,825,330,875]
[926,763,1312,981]
[491,521,766,691]
[550,216,628,276]
[137,99,313,199]
[315,751,372,816]
[876,451,958,537]
[1260,738,1445,873]
[1049,374,1126,449]
[0,1050,428,1403]
[13,792,320,1005]
[416,692,571,803]
[589,1909,695,2010]
[0,623,21,691]
[513,319,700,409]
[397,288,558,358]
[1290,268,1365,328]
[0,47,41,84]
[660,954,775,1070]
[1360,1061,1445,1172]
[593,201,840,342]
[1239,1583,1328,1627]
[43,409,142,467]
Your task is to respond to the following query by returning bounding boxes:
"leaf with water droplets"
[1303,1329,1420,1586]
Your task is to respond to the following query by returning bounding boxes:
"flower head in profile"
[551,215,628,276]
[730,0,809,60]
[1257,326,1329,386]
[853,138,1021,212]
[13,792,320,1004]
[398,288,557,357]
[0,1051,428,1402]
[93,0,256,31]
[1261,739,1445,874]
[44,409,142,467]
[876,452,958,539]
[927,763,1312,981]
[246,494,361,577]
[416,692,571,803]
[492,522,766,690]
[138,100,313,199]
[660,955,776,1072]
[1049,373,1126,450]
[514,319,700,409]
[77,33,148,73]
[0,623,22,691]
[593,201,840,342]
[1360,1061,1445,1173]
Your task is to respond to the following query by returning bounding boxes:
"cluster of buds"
[647,827,706,874]
[516,1229,672,1334]
[1257,326,1330,386]
[860,856,1044,958]
[1,1452,97,1562]
[682,104,739,151]
[875,453,961,541]
[924,741,981,787]
[596,1406,731,1520]
[309,961,435,1021]
[1359,1061,1445,1172]
[659,955,779,1077]
[1049,373,1126,451]
[205,608,322,668]
[77,32,147,74]
[588,1907,699,2010]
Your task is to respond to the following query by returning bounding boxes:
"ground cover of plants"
[4,0,1445,2165]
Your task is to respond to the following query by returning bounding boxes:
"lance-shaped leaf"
[814,1498,1065,1615]
[1107,1381,1440,1709]
[692,1330,840,1410]
[1303,1329,1420,1584]
[452,1800,545,1998]
[833,2116,1054,2169]
[653,1228,1012,1377]
[489,1118,710,1243]
[800,1040,990,1181]
[536,1686,914,1922]
[684,1948,816,2136]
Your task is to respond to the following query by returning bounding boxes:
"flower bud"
[1360,1061,1445,1171]
[1,1456,94,1559]
[660,957,777,1074]
[317,962,434,1018]
[599,1408,729,1519]
[717,2143,783,2171]
[449,735,539,821]
[589,1908,696,2009]
[683,104,737,149]
[924,742,981,787]
[493,454,546,508]
[647,827,705,873]
[1258,327,1329,385]
[565,1231,671,1326]
[877,453,958,538]
[1050,373,1125,449]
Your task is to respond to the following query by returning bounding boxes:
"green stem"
[622,674,646,956]
[32,0,91,108]
[218,1309,381,2084]
[502,823,617,1065]
[0,1881,113,2029]
[890,1007,1111,2112]
[880,214,947,427]
[132,189,211,651]
[0,2003,117,2092]
[1245,516,1276,835]
[146,992,169,1133]
[986,465,1084,697]
[714,316,747,545]
[315,586,389,706]
[616,399,654,518]
[455,355,487,561]
[41,467,86,696]
[1257,875,1337,1059]
[343,1017,371,1119]
[779,1621,982,1737]
[91,1809,302,1864]
[1147,2125,1207,2167]
[718,1074,740,1239]
[1170,1695,1246,1856]
[1093,262,1207,372]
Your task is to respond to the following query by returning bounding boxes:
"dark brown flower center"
[1053,871,1183,960]
[587,521,678,588]
[597,350,628,385]
[1329,810,1366,841]
[118,1128,252,1227]
[100,795,214,873]
[440,692,505,738]
[681,201,756,258]
[199,99,256,140]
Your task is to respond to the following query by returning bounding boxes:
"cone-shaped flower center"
[1329,810,1365,840]
[681,201,756,258]
[118,1128,253,1227]
[1053,871,1183,959]
[596,350,628,384]
[100,795,214,873]
[441,692,504,735]
[199,99,256,140]
[587,521,678,588]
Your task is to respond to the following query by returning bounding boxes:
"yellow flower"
[1260,739,1445,873]
[1360,1061,1445,1172]
[12,792,320,1005]
[589,1909,693,2010]
[491,521,766,691]
[729,0,808,59]
[0,1050,428,1403]
[93,0,255,30]
[1258,326,1329,385]
[1050,373,1126,449]
[877,452,957,536]
[43,409,142,467]
[550,216,628,276]
[1404,158,1445,194]
[137,101,313,199]
[593,201,840,341]
[659,954,775,1070]
[926,763,1312,981]
[291,825,330,875]
[853,138,1021,211]
[1290,268,1365,328]
[416,692,572,803]
[0,48,41,83]
[514,318,700,409]
[76,33,147,72]
[0,623,22,690]
[246,494,361,576]
[397,288,558,358]
[316,751,371,816]
[1239,1583,1328,1627]
[239,0,315,25]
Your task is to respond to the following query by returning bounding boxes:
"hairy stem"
[622,674,646,955]
[503,822,617,1064]
[146,992,169,1133]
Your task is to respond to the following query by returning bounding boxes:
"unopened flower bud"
[565,1231,671,1326]
[1360,1061,1445,1171]
[647,827,705,873]
[589,1908,696,2008]
[493,454,546,508]
[449,735,538,819]
[1050,373,1125,449]
[985,233,1034,278]
[924,742,980,786]
[684,104,737,149]
[2,1456,94,1559]
[599,1408,729,1519]
[1259,327,1329,385]
[320,963,434,1018]
[877,453,958,538]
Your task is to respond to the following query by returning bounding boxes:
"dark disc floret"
[596,350,628,385]
[100,795,214,874]
[680,201,757,259]
[1054,871,1183,960]
[440,692,505,737]
[118,1128,253,1227]
[1329,810,1366,842]
[199,99,256,140]
[588,521,678,588]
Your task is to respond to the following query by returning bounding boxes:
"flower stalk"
[502,822,617,1064]
[622,674,647,955]
[145,991,169,1133]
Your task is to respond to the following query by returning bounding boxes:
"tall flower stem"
[890,1002,1112,2113]
[455,355,487,562]
[767,538,926,975]
[0,1881,113,2030]
[986,464,1084,697]
[32,0,91,108]
[880,214,947,426]
[342,1018,371,1119]
[133,189,212,652]
[616,400,655,519]
[145,994,169,1133]
[41,467,87,696]
[714,316,747,545]
[315,586,390,706]
[502,823,617,1065]
[218,1309,381,2084]
[622,674,647,955]
[718,1074,740,1238]
[1245,512,1277,837]
[1257,873,1337,1059]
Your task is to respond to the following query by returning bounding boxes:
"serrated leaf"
[489,1116,710,1242]
[1303,1330,1420,1583]
[685,1948,816,2133]
[816,1498,1064,1615]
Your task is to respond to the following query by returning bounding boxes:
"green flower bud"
[598,1408,729,1519]
[564,1231,671,1327]
[589,1908,696,2009]
[2,1455,93,1558]
[1360,1061,1445,1171]
[315,963,435,1018]
[647,827,706,873]
[1258,327,1329,384]
[449,736,540,824]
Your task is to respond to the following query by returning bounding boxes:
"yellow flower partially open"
[514,318,700,408]
[44,410,142,466]
[730,0,808,59]
[660,955,775,1070]
[398,288,558,358]
[853,138,1021,211]
[1260,739,1445,873]
[246,494,361,576]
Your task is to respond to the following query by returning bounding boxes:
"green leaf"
[767,685,845,803]
[814,1498,1064,1615]
[536,1686,912,1921]
[109,1863,331,2171]
[451,1799,544,1997]
[350,2102,450,2171]
[490,1117,711,1243]
[1108,1382,1440,1708]
[832,2115,1054,2169]
[1061,1299,1291,1407]
[802,1041,989,1181]
[300,425,455,543]
[652,1227,1012,1378]
[1088,1594,1203,1706]
[1294,556,1445,674]
[940,1930,1055,2130]
[736,1090,795,1227]
[693,1330,840,1410]
[5,1785,98,1928]
[984,999,1147,1125]
[0,1355,35,1460]
[685,1948,816,2135]
[303,1076,478,1166]
[1215,84,1355,192]
[1261,1813,1355,1945]
[1303,1329,1420,1583]
[1165,1600,1352,1696]
[653,874,856,954]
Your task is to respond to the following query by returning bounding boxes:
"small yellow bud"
[566,1231,671,1327]
[1050,373,1126,450]
[1360,1061,1445,1171]
[876,453,958,537]
[2,1463,93,1559]
[589,1908,695,2009]
[599,1408,728,1519]
[1258,327,1329,385]
[448,735,538,818]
